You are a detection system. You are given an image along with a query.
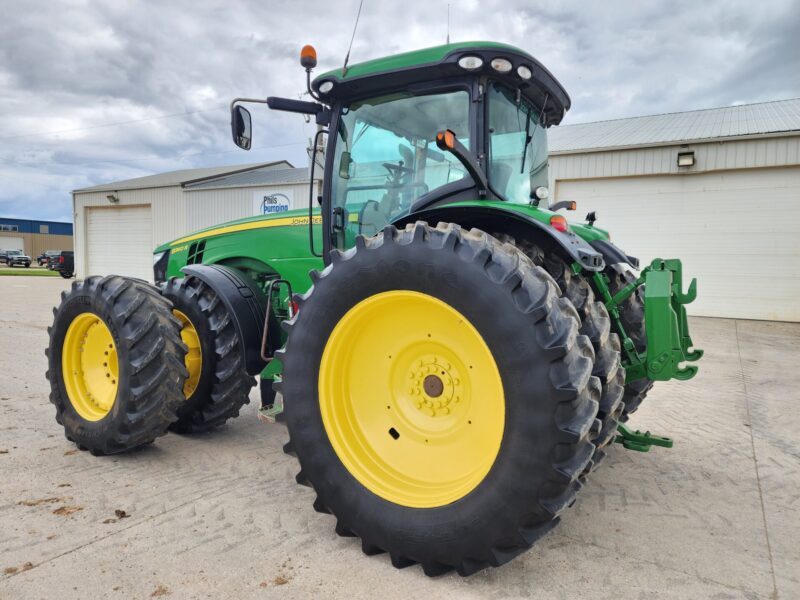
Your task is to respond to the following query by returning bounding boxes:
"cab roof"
[312,41,571,126]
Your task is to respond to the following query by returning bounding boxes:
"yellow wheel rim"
[173,309,202,399]
[319,291,505,508]
[62,312,119,421]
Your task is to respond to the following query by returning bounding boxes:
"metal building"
[548,98,800,322]
[72,161,321,281]
[0,217,73,258]
[73,98,799,321]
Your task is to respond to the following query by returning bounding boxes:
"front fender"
[181,264,268,375]
[394,205,605,271]
[589,239,640,270]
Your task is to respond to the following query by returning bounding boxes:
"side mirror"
[231,105,252,150]
[339,151,353,179]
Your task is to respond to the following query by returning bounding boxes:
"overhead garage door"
[0,236,24,252]
[556,167,800,321]
[86,205,153,282]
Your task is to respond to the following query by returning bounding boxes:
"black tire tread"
[161,276,255,433]
[46,276,187,455]
[493,235,625,470]
[280,222,600,576]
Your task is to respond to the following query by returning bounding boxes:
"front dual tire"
[162,276,254,433]
[46,276,187,455]
[279,223,600,576]
[47,274,254,455]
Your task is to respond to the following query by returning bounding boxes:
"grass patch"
[0,267,60,277]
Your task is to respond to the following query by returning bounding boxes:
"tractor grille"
[187,241,206,265]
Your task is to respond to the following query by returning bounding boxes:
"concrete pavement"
[1,276,797,599]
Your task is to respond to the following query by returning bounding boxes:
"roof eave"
[178,160,293,188]
[72,160,294,194]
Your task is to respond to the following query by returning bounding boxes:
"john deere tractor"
[47,41,702,575]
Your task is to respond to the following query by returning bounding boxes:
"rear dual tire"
[493,235,625,470]
[540,255,625,466]
[279,223,600,576]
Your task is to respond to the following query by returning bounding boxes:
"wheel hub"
[422,374,443,398]
[410,357,460,417]
[62,312,119,421]
[173,309,202,399]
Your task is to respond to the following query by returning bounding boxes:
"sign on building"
[253,189,294,215]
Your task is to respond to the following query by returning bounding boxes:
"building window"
[0,224,19,232]
[39,224,49,234]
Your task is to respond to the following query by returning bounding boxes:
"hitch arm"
[615,423,673,452]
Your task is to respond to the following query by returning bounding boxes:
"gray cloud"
[1,0,798,222]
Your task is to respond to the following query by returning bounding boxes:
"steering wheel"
[382,162,413,177]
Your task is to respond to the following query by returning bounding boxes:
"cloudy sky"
[1,0,798,223]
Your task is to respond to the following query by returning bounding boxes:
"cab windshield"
[487,81,548,202]
[330,89,470,244]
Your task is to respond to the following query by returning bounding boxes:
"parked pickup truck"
[48,250,74,278]
[37,250,61,266]
[6,250,31,268]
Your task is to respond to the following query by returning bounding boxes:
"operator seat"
[490,162,514,198]
[359,144,417,236]
[359,195,393,236]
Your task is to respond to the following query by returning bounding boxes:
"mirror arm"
[230,97,269,113]
[231,97,329,127]
[267,97,321,115]
[435,129,488,197]
[550,200,576,212]
[266,97,329,126]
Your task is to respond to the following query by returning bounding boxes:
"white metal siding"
[557,167,800,321]
[73,181,321,280]
[549,135,800,189]
[184,183,314,233]
[86,205,153,281]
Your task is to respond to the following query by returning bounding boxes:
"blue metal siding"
[0,218,73,235]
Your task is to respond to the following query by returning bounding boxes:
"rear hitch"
[592,258,703,384]
[615,423,673,452]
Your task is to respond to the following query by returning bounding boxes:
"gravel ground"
[1,276,798,599]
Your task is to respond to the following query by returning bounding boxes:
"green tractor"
[47,41,702,575]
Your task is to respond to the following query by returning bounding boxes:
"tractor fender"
[589,239,640,270]
[394,205,605,271]
[181,264,267,375]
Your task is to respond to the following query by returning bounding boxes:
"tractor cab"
[231,42,569,255]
